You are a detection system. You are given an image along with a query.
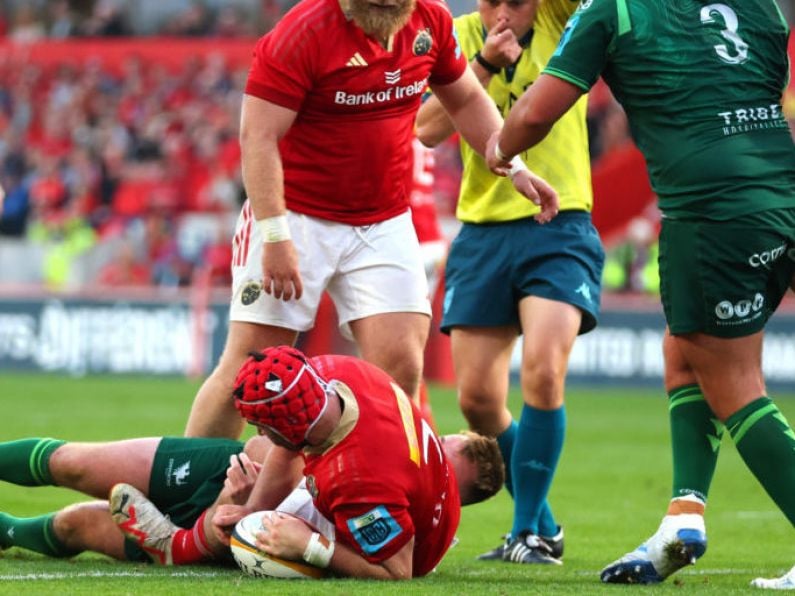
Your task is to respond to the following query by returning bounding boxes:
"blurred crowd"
[0,0,793,293]
[0,0,283,40]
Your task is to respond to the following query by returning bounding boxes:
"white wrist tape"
[256,215,291,243]
[303,532,334,568]
[494,141,511,162]
[506,155,529,181]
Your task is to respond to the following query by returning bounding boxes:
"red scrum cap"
[233,346,330,448]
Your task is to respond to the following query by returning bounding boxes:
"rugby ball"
[230,511,326,579]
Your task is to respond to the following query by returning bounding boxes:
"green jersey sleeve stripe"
[771,0,789,28]
[616,0,631,36]
[542,67,591,91]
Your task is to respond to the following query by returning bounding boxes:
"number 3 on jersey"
[699,3,749,65]
[393,383,442,467]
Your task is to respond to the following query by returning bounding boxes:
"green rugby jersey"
[455,0,592,223]
[544,0,795,219]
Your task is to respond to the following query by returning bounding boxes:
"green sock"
[726,397,795,525]
[669,384,724,502]
[0,512,76,557]
[0,438,66,486]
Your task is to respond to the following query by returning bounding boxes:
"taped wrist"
[256,215,291,243]
[302,532,334,568]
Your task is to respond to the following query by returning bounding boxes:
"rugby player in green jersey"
[487,0,795,586]
[416,0,602,566]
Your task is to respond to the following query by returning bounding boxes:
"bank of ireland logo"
[413,28,432,56]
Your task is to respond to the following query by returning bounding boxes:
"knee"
[376,348,424,394]
[47,446,84,488]
[520,362,565,408]
[52,505,83,545]
[458,390,504,435]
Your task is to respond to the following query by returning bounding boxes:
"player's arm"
[240,94,303,301]
[487,73,584,169]
[212,444,303,544]
[430,67,503,157]
[260,512,415,579]
[416,19,520,147]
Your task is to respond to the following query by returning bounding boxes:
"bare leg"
[673,331,765,421]
[185,321,298,438]
[54,501,127,560]
[49,438,159,498]
[350,312,429,404]
[450,326,515,436]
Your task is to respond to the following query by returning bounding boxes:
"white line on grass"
[0,570,229,581]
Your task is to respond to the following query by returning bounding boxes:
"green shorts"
[659,209,795,338]
[441,212,604,334]
[124,437,243,562]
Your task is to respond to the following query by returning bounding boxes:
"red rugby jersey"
[245,0,466,225]
[303,355,460,577]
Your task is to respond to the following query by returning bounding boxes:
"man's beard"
[349,0,416,39]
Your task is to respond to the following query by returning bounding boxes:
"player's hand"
[510,169,560,224]
[256,512,312,560]
[212,504,252,546]
[482,18,522,68]
[224,453,262,505]
[262,240,303,301]
[485,130,512,174]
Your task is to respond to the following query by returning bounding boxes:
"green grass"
[0,374,793,594]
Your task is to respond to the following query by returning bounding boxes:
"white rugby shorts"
[230,204,431,339]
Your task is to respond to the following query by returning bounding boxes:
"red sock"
[171,511,214,565]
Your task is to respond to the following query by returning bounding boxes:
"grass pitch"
[0,374,792,594]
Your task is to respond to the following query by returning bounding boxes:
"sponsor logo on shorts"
[579,0,593,9]
[164,458,192,488]
[413,29,432,56]
[748,243,787,268]
[241,281,262,305]
[575,282,592,302]
[714,293,764,325]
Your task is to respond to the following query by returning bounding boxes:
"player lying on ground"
[111,346,505,579]
[0,435,265,562]
[0,350,503,577]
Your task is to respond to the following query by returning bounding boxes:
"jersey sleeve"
[332,501,415,564]
[244,24,313,111]
[427,1,468,85]
[543,0,617,92]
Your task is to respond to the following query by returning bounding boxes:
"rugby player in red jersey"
[184,0,559,439]
[113,346,505,579]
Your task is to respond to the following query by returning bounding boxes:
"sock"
[171,511,214,565]
[537,502,558,538]
[0,438,66,486]
[726,397,795,525]
[668,384,723,502]
[496,420,517,497]
[510,404,565,537]
[0,512,76,557]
